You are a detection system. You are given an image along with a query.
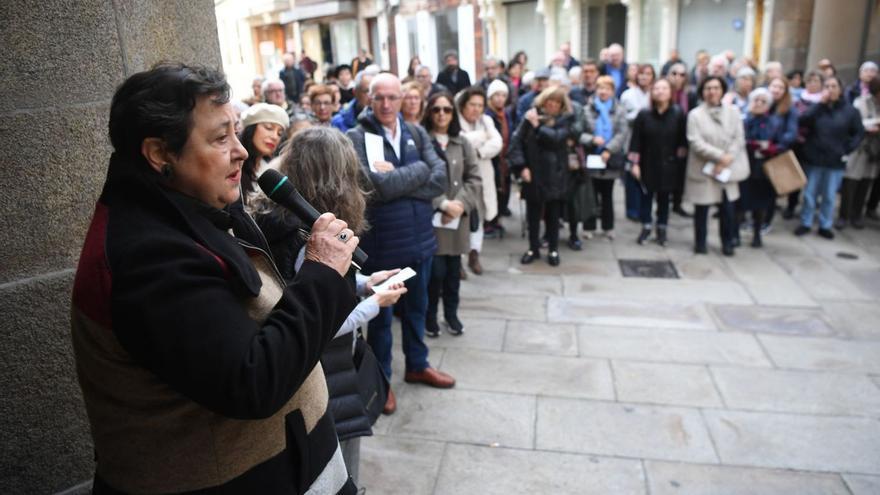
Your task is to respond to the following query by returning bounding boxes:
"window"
[434,8,458,66]
[407,17,419,58]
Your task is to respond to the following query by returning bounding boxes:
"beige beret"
[240,103,290,130]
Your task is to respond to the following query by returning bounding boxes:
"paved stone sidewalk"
[359,189,880,495]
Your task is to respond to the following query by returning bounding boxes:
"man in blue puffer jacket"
[346,73,455,415]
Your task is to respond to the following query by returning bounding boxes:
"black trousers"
[585,178,615,231]
[428,254,462,322]
[694,191,735,249]
[868,176,880,211]
[639,190,671,227]
[839,178,873,221]
[527,199,564,252]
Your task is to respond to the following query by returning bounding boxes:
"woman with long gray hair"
[250,126,407,485]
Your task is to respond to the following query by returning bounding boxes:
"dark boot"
[656,226,667,246]
[751,210,763,248]
[468,249,483,275]
[636,227,651,245]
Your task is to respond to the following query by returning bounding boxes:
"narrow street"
[360,188,880,495]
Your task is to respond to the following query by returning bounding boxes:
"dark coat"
[436,66,472,95]
[280,66,306,103]
[72,154,358,494]
[799,99,865,169]
[599,61,629,98]
[629,105,688,192]
[346,111,447,272]
[508,112,574,203]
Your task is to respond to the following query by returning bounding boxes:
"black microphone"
[257,169,368,269]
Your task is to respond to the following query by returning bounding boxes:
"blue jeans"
[801,166,845,230]
[367,257,432,378]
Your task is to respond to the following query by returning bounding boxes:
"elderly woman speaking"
[70,63,361,494]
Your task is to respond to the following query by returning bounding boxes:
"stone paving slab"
[548,297,717,330]
[772,255,873,302]
[504,320,579,356]
[426,317,506,352]
[710,366,880,416]
[666,254,732,282]
[507,254,623,276]
[358,435,445,495]
[703,409,880,474]
[577,325,772,367]
[720,250,817,307]
[843,474,880,495]
[822,301,880,340]
[645,461,852,495]
[536,397,719,463]
[711,304,835,337]
[439,348,614,400]
[458,294,547,321]
[459,272,562,296]
[433,444,646,495]
[758,335,880,373]
[562,275,754,305]
[612,361,723,408]
[387,387,535,449]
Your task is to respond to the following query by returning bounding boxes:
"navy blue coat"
[799,100,865,169]
[346,110,447,272]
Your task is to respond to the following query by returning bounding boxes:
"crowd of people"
[70,41,878,493]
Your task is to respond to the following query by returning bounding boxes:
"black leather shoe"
[426,316,440,338]
[445,315,464,336]
[567,236,582,251]
[521,250,539,264]
[636,228,651,245]
[548,251,560,266]
[722,244,735,256]
[794,225,810,236]
[656,228,667,246]
[673,206,693,218]
[694,244,708,254]
[818,228,835,240]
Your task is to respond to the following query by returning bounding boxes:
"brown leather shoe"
[382,387,396,415]
[468,249,483,275]
[404,367,456,388]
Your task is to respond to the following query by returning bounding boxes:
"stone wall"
[767,0,814,71]
[0,1,221,493]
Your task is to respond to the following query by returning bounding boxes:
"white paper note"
[432,211,461,230]
[586,154,606,169]
[365,133,385,173]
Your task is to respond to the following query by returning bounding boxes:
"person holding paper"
[345,73,454,415]
[838,77,880,230]
[509,85,576,266]
[685,76,749,256]
[422,91,483,337]
[577,75,629,240]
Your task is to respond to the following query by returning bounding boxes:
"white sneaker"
[603,230,615,240]
[583,231,595,240]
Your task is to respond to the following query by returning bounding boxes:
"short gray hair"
[368,72,401,96]
[261,77,284,95]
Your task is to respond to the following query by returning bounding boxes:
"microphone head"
[257,169,292,200]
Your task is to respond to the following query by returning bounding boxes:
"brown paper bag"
[763,150,806,196]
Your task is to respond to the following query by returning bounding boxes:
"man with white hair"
[345,73,454,415]
[846,61,879,104]
[414,65,447,98]
[599,43,629,97]
[331,68,376,132]
[763,61,784,85]
[478,56,514,101]
[709,54,734,88]
[262,78,290,112]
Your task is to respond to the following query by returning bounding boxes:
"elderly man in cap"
[515,68,551,125]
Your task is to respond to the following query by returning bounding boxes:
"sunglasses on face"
[431,106,453,114]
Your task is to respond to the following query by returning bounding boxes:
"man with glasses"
[415,65,447,99]
[570,59,600,105]
[262,78,292,114]
[345,73,454,415]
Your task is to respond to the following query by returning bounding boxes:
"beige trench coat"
[432,136,483,255]
[845,95,880,180]
[459,114,502,220]
[684,103,750,205]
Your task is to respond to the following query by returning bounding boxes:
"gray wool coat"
[432,136,483,255]
[576,96,630,180]
[684,103,750,205]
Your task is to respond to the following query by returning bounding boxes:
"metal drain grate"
[619,259,680,279]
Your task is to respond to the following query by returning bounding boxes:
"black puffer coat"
[508,112,574,203]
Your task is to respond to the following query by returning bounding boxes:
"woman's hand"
[305,213,358,277]
[521,168,532,183]
[592,136,606,147]
[444,200,465,218]
[372,284,407,307]
[718,153,734,167]
[366,268,401,294]
[601,150,611,163]
[373,161,395,173]
[525,108,540,128]
[630,164,641,180]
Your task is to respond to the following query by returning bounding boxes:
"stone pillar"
[768,0,814,70]
[0,1,221,493]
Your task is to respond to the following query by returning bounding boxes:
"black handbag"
[353,334,388,425]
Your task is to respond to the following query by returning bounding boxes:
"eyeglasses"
[265,89,284,94]
[431,106,453,114]
[313,100,334,107]
[371,95,401,103]
[670,71,685,76]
